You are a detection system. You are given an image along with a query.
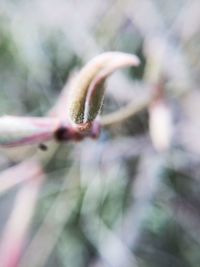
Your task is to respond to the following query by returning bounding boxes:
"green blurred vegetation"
[0,0,200,267]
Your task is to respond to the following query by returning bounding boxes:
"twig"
[0,173,44,267]
[100,94,150,126]
[19,165,78,267]
[0,159,43,195]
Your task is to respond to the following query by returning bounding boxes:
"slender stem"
[100,95,150,126]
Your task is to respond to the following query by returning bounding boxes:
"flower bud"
[67,52,140,124]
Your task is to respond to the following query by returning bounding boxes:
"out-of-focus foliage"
[0,0,200,267]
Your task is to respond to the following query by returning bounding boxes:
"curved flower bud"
[67,52,140,124]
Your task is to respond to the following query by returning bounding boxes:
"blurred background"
[0,0,200,266]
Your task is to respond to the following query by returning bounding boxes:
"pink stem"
[0,173,44,267]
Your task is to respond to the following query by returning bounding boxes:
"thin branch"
[0,159,43,195]
[100,94,150,126]
[0,174,44,267]
[0,116,60,147]
[19,165,78,267]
